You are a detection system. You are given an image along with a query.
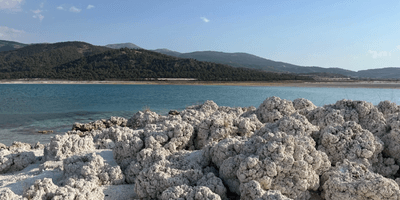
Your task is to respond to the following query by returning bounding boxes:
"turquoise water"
[1,84,399,145]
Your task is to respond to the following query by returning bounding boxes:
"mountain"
[0,40,29,52]
[105,43,142,49]
[1,40,398,79]
[356,68,400,79]
[153,48,182,57]
[0,42,311,81]
[0,41,110,77]
[151,50,358,77]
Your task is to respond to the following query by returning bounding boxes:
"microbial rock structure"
[2,96,400,200]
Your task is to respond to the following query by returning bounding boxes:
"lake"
[1,84,399,145]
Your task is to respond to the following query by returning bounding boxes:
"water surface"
[1,84,399,145]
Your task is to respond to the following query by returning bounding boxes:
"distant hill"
[0,40,28,52]
[152,50,358,77]
[0,41,311,81]
[356,68,400,79]
[1,39,398,79]
[105,43,142,49]
[153,48,182,57]
[0,41,110,77]
[152,49,400,79]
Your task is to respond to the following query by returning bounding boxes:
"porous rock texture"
[326,100,387,138]
[256,96,296,123]
[72,116,128,132]
[5,97,400,200]
[23,178,105,200]
[377,100,399,118]
[44,133,95,161]
[0,188,23,200]
[381,113,400,164]
[127,110,164,129]
[62,153,125,186]
[240,180,292,200]
[293,98,317,116]
[0,142,36,174]
[161,184,222,200]
[321,159,400,200]
[318,121,383,167]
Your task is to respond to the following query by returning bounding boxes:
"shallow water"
[1,84,399,145]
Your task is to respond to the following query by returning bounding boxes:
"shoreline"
[1,80,400,88]
[2,97,400,199]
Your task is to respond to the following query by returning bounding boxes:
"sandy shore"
[1,80,400,88]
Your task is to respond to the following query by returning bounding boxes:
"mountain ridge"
[0,41,310,81]
[0,40,398,79]
[105,43,142,49]
[0,40,29,52]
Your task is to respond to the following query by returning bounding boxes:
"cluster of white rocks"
[2,97,400,199]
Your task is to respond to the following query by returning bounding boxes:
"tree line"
[0,42,312,81]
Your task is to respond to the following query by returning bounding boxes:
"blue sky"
[1,0,400,71]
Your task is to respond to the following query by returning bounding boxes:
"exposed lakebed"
[1,96,400,199]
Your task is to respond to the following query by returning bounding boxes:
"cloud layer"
[0,26,25,41]
[0,0,24,11]
[368,50,392,59]
[200,17,210,23]
[69,6,81,13]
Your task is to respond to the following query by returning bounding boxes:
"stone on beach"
[3,97,400,200]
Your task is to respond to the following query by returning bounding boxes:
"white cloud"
[69,6,81,13]
[397,45,400,51]
[32,9,41,14]
[40,2,44,8]
[56,5,64,10]
[87,4,94,9]
[368,50,391,59]
[31,9,44,21]
[200,17,210,23]
[0,0,25,11]
[0,26,25,41]
[32,13,44,21]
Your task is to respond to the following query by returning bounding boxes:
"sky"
[0,0,400,71]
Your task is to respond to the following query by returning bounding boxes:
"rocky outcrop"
[0,142,37,174]
[0,149,35,174]
[256,96,295,123]
[72,116,127,132]
[5,97,400,200]
[44,134,95,161]
[23,178,105,200]
[322,160,400,200]
[62,153,125,186]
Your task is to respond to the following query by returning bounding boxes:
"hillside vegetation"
[0,40,28,52]
[0,42,311,81]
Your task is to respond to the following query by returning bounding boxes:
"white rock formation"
[5,97,400,200]
[0,142,36,174]
[44,134,95,161]
[73,116,127,132]
[127,110,163,129]
[62,153,125,186]
[256,96,296,123]
[322,159,400,200]
[318,121,383,167]
[161,184,222,200]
